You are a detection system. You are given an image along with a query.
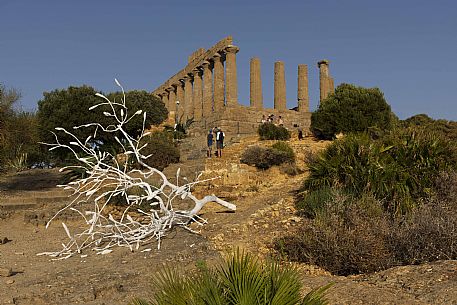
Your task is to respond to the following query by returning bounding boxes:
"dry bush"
[434,171,457,203]
[241,145,293,170]
[277,197,394,275]
[279,162,302,176]
[276,187,457,276]
[390,201,457,265]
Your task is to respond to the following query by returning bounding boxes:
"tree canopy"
[37,86,168,162]
[311,83,395,139]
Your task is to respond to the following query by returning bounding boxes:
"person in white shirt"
[216,128,225,158]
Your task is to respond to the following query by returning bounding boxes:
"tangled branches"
[37,80,235,260]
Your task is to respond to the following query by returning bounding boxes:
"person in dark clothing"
[207,129,214,157]
[298,128,303,140]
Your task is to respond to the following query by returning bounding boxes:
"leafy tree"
[0,84,21,132]
[311,84,394,139]
[106,90,168,133]
[37,86,168,162]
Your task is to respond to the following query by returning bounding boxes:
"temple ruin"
[152,36,335,136]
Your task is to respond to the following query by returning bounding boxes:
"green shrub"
[139,131,180,171]
[303,128,457,214]
[130,250,332,305]
[258,123,290,140]
[241,145,294,170]
[272,141,295,160]
[296,187,335,218]
[402,113,457,142]
[311,83,394,140]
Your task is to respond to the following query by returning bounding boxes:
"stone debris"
[0,267,13,277]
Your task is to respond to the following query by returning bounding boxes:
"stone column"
[201,60,213,117]
[166,87,176,123]
[212,52,225,111]
[176,81,184,121]
[297,64,309,112]
[224,45,239,107]
[318,60,332,102]
[250,57,263,109]
[192,68,203,120]
[183,75,193,119]
[160,91,169,112]
[274,61,286,111]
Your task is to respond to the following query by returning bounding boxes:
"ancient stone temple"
[153,36,335,137]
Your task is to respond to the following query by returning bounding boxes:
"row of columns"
[249,59,332,112]
[159,52,334,122]
[158,45,240,123]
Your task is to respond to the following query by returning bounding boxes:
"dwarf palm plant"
[130,250,331,305]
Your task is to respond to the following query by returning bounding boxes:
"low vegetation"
[241,141,295,170]
[258,123,291,140]
[0,84,43,171]
[139,130,180,171]
[276,183,457,275]
[303,128,457,214]
[131,250,332,305]
[276,126,457,275]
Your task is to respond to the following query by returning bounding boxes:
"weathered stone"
[183,75,193,120]
[318,59,334,102]
[201,60,213,117]
[152,36,233,95]
[191,68,203,120]
[176,82,184,120]
[212,53,225,111]
[250,57,263,109]
[274,61,286,111]
[151,36,322,137]
[297,64,309,112]
[159,91,169,110]
[224,45,239,107]
[166,86,176,123]
[0,267,13,277]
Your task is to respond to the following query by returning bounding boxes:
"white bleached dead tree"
[38,79,235,259]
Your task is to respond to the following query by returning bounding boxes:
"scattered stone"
[0,267,13,277]
[288,216,302,223]
[6,279,14,284]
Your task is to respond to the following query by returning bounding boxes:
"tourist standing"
[278,115,284,126]
[216,128,225,158]
[207,129,213,157]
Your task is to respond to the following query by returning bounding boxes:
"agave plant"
[130,250,332,305]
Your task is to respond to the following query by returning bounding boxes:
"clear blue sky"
[1,0,456,120]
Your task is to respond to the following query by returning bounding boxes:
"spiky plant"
[303,128,457,214]
[130,250,331,305]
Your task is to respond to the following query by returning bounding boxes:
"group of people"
[261,114,284,126]
[207,127,225,158]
